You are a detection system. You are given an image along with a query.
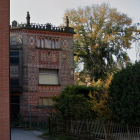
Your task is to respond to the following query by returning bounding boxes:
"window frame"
[37,37,59,49]
[39,97,54,106]
[10,50,19,64]
[10,79,19,87]
[39,69,59,85]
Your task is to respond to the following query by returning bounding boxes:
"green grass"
[41,131,78,140]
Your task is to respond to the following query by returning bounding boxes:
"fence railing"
[11,103,52,130]
[11,103,140,140]
[50,119,140,140]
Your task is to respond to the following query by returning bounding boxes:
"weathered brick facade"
[0,0,10,139]
[10,12,74,118]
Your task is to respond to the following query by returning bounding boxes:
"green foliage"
[64,3,134,81]
[109,62,140,124]
[52,85,103,120]
[60,84,99,99]
[53,84,111,120]
[53,93,93,120]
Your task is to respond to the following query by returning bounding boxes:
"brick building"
[0,0,10,139]
[10,12,75,118]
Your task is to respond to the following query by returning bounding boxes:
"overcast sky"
[10,0,140,62]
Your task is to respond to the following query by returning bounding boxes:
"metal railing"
[51,119,140,140]
[11,103,140,140]
[11,103,52,130]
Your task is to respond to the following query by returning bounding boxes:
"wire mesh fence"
[11,103,52,130]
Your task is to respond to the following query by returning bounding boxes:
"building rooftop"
[10,12,75,34]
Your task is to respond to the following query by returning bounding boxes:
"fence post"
[103,121,107,140]
[48,117,51,135]
[38,106,40,130]
[71,119,73,133]
[46,107,48,130]
[20,104,22,125]
[87,119,89,135]
[127,124,131,140]
[30,104,32,129]
[57,118,59,132]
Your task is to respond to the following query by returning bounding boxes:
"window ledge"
[38,84,61,86]
[35,47,62,50]
[37,106,52,108]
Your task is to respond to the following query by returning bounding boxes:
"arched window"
[56,39,58,48]
[41,38,45,48]
[52,39,55,49]
[45,38,51,48]
[38,38,41,48]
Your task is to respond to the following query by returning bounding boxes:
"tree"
[109,62,140,124]
[64,3,134,81]
[89,74,112,119]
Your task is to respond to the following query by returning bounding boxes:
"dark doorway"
[11,96,20,122]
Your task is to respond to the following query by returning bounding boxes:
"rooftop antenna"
[26,11,30,26]
[66,16,69,27]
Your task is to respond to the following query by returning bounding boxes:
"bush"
[61,84,100,99]
[53,93,93,120]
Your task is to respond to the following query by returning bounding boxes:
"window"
[56,39,58,48]
[39,69,59,85]
[10,50,19,64]
[39,98,54,106]
[10,79,19,87]
[45,38,51,48]
[52,39,55,49]
[38,38,41,47]
[41,38,45,48]
[37,37,59,49]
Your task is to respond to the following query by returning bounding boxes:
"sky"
[10,0,140,63]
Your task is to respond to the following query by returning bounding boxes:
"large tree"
[64,3,134,81]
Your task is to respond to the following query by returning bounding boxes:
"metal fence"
[11,104,140,140]
[11,103,52,130]
[51,119,140,140]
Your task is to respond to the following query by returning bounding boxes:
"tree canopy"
[109,62,140,124]
[64,3,134,81]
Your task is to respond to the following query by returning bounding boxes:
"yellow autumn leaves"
[89,74,112,119]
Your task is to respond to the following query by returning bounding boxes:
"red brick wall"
[0,0,10,139]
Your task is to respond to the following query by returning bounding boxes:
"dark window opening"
[10,50,19,64]
[11,79,19,86]
[10,57,19,64]
[10,51,19,56]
